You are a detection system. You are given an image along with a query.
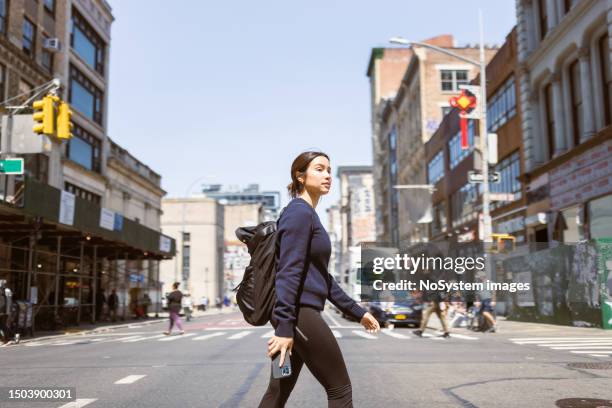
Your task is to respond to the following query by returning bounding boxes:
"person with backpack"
[258,151,380,408]
[164,282,185,335]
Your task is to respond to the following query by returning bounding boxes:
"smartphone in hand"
[271,351,292,379]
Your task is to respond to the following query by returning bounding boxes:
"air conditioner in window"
[43,38,61,51]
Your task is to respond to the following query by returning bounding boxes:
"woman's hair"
[172,282,180,290]
[287,151,330,198]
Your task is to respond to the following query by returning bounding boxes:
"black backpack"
[232,213,284,326]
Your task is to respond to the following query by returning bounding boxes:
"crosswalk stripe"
[261,330,274,338]
[422,332,444,341]
[552,346,612,350]
[193,332,227,341]
[544,343,612,348]
[510,337,612,341]
[57,398,98,408]
[352,330,377,339]
[449,333,479,340]
[332,330,342,338]
[515,340,612,345]
[112,335,143,342]
[158,333,196,342]
[124,334,166,342]
[228,331,253,340]
[590,354,611,357]
[114,374,146,384]
[571,350,612,354]
[381,329,410,339]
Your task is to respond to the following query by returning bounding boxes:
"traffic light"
[57,102,73,139]
[32,95,55,135]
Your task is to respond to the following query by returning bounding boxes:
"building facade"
[160,197,224,305]
[202,183,280,221]
[516,0,612,243]
[0,0,175,332]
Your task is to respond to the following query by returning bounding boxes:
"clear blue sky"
[107,0,516,219]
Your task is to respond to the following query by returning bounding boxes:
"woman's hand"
[267,335,294,367]
[360,312,380,334]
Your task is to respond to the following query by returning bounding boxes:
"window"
[65,182,101,205]
[441,106,452,118]
[0,64,5,100]
[67,124,101,172]
[559,205,584,242]
[427,151,444,185]
[69,65,103,125]
[487,76,516,131]
[448,121,475,169]
[388,126,399,245]
[0,0,7,34]
[182,232,190,243]
[44,0,55,13]
[41,34,54,71]
[17,79,32,105]
[563,0,572,14]
[544,83,555,159]
[23,18,35,57]
[441,70,469,92]
[71,9,105,74]
[451,183,479,228]
[589,195,612,239]
[431,201,447,236]
[600,34,611,126]
[24,154,49,183]
[569,60,583,146]
[538,0,548,39]
[491,151,522,210]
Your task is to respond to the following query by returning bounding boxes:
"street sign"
[0,158,24,175]
[490,193,516,202]
[468,170,500,184]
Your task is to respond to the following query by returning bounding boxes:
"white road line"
[228,331,253,340]
[542,342,612,347]
[551,346,612,350]
[324,310,344,328]
[158,333,196,342]
[422,332,444,341]
[261,330,274,338]
[127,325,143,329]
[332,330,342,338]
[449,333,479,340]
[381,329,410,339]
[114,374,147,384]
[57,398,98,408]
[590,354,611,357]
[193,332,227,341]
[510,337,612,341]
[204,327,270,331]
[52,341,81,346]
[111,335,144,342]
[124,334,166,342]
[513,338,612,344]
[571,350,612,354]
[352,330,377,339]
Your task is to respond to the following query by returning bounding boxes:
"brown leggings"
[258,306,353,408]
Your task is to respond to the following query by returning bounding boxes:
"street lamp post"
[390,11,493,271]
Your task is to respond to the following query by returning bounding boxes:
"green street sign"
[0,158,24,175]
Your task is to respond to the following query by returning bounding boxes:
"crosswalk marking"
[124,334,166,342]
[114,374,146,384]
[381,329,410,339]
[113,335,144,342]
[158,333,196,341]
[228,330,252,340]
[57,398,97,408]
[261,330,274,338]
[332,330,342,338]
[352,330,377,339]
[193,332,227,341]
[422,332,444,341]
[449,333,479,340]
[511,337,612,358]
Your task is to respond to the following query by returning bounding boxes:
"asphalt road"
[1,308,612,408]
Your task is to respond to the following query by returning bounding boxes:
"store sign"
[100,208,115,231]
[59,191,75,226]
[159,235,171,253]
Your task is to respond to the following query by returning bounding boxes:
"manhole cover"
[567,362,612,370]
[556,398,612,408]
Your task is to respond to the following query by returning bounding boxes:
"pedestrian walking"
[0,279,13,344]
[258,151,380,408]
[107,289,118,322]
[164,282,184,335]
[142,293,151,318]
[182,293,193,322]
[476,272,497,332]
[95,288,106,322]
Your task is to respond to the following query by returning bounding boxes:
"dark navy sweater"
[272,197,366,337]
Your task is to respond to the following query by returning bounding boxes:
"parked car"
[368,297,423,328]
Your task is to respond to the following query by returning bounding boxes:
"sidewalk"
[10,306,238,345]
